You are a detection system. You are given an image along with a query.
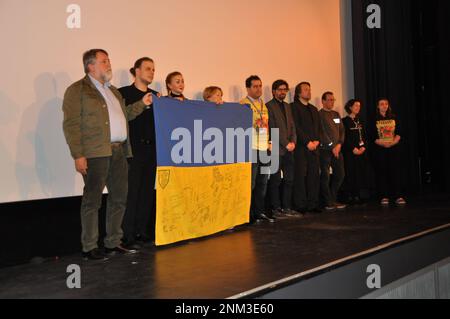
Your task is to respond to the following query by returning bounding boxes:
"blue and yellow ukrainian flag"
[153,97,253,246]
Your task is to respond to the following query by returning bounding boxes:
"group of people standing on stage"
[62,49,406,261]
[235,76,406,224]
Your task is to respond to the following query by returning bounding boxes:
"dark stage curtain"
[351,0,450,193]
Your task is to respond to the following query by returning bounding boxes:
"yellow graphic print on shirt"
[376,120,396,143]
[240,97,270,151]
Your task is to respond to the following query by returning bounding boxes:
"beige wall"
[0,0,352,202]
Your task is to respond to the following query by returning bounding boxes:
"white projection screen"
[0,0,354,203]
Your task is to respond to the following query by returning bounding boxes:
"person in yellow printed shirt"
[240,75,275,224]
[372,98,406,207]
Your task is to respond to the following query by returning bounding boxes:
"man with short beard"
[62,49,153,261]
[240,75,275,224]
[266,80,300,218]
[119,57,160,249]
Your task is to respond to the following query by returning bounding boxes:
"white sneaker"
[395,198,407,206]
[381,198,390,206]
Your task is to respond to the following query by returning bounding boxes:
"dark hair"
[129,57,154,77]
[165,71,183,95]
[245,75,261,88]
[299,81,311,88]
[293,82,311,102]
[376,97,395,117]
[344,99,362,114]
[321,91,334,101]
[272,79,289,92]
[83,49,108,74]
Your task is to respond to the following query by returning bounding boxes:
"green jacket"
[62,75,147,159]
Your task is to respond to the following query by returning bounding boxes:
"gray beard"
[102,71,113,83]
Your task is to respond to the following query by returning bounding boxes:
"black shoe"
[122,241,142,251]
[346,196,355,205]
[282,209,296,217]
[104,245,137,257]
[82,248,109,261]
[259,213,275,223]
[135,234,156,247]
[272,208,285,218]
[351,197,360,205]
[250,217,262,225]
[283,209,304,218]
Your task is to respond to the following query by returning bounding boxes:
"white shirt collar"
[88,74,111,89]
[247,96,261,104]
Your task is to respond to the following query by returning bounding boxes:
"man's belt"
[111,141,125,148]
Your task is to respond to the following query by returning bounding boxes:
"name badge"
[258,128,268,138]
[333,118,341,124]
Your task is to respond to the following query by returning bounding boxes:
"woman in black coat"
[342,99,371,205]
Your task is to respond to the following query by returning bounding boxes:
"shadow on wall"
[263,85,272,103]
[288,88,294,103]
[193,91,203,100]
[15,72,77,200]
[115,69,131,89]
[153,81,163,94]
[228,85,244,102]
[0,92,20,201]
[313,96,321,108]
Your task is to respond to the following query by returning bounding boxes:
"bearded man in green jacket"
[62,49,153,261]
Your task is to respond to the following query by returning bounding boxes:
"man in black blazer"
[266,80,300,217]
[291,82,322,213]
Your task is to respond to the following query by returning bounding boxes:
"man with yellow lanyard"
[240,75,275,224]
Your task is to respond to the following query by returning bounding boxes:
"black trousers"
[122,146,157,242]
[293,147,320,210]
[342,150,371,199]
[320,150,345,206]
[373,145,403,199]
[251,152,269,218]
[269,152,295,210]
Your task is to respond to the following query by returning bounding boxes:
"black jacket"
[266,98,297,156]
[118,84,159,159]
[291,100,321,148]
[342,116,368,153]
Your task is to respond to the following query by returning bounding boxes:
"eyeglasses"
[276,88,289,92]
